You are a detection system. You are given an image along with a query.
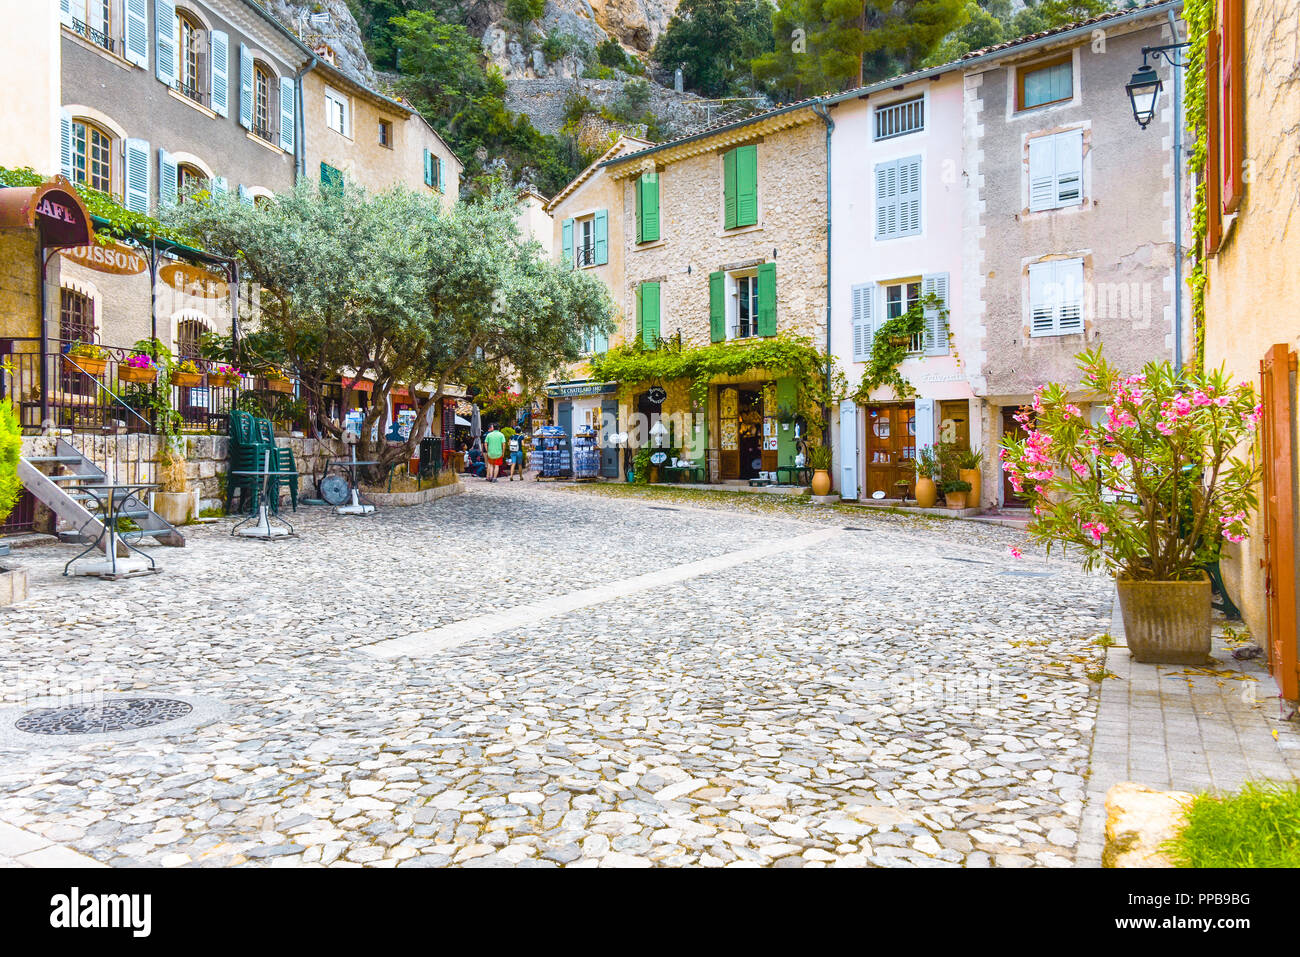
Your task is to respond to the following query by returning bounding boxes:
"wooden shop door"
[863,404,915,498]
[1001,406,1030,506]
[1261,344,1298,700]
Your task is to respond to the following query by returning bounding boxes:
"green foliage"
[0,400,21,527]
[1184,0,1213,372]
[614,79,653,120]
[542,31,591,64]
[632,445,653,484]
[1165,782,1300,868]
[595,38,643,74]
[0,165,193,245]
[851,295,938,401]
[505,0,545,25]
[940,478,971,494]
[807,445,832,470]
[654,0,774,97]
[916,443,938,480]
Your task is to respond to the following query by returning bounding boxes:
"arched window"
[71,119,113,193]
[178,163,206,201]
[176,317,209,359]
[59,287,96,345]
[253,63,272,140]
[176,10,204,101]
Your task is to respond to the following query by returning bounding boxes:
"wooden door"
[1261,345,1298,700]
[1001,406,1030,506]
[864,404,915,497]
[719,387,740,479]
[599,398,619,477]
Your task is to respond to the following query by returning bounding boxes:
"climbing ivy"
[0,165,194,245]
[587,334,842,443]
[1184,0,1213,373]
[851,295,942,402]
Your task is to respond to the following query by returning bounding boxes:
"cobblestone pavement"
[0,481,1113,867]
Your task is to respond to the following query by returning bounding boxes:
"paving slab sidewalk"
[1076,595,1300,866]
[0,819,106,868]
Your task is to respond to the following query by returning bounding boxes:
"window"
[577,218,596,267]
[177,163,206,202]
[710,264,776,342]
[253,64,272,140]
[325,87,350,136]
[884,280,923,352]
[562,211,607,268]
[378,120,392,148]
[1028,258,1085,336]
[71,119,113,193]
[1018,56,1073,111]
[320,162,343,197]
[637,282,661,349]
[851,272,949,359]
[69,0,114,52]
[176,11,203,102]
[722,144,758,229]
[176,318,208,359]
[59,288,96,345]
[423,149,444,191]
[581,329,609,355]
[1028,129,1083,211]
[734,274,760,339]
[875,95,924,140]
[875,155,922,239]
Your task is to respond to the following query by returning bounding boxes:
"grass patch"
[1164,782,1300,867]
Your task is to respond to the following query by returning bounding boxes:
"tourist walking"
[483,424,506,482]
[508,430,526,480]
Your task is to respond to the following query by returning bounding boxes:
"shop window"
[1018,55,1073,111]
[71,119,114,194]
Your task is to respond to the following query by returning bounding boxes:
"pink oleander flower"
[1081,520,1109,543]
[1071,461,1089,478]
[1192,390,1211,406]
[1009,546,1023,559]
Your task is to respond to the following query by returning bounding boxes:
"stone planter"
[959,467,982,509]
[0,567,28,606]
[915,477,938,508]
[152,490,196,526]
[1116,572,1213,664]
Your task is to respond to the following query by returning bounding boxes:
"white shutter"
[1028,136,1055,211]
[914,398,936,470]
[59,0,74,28]
[210,30,229,118]
[922,272,949,354]
[158,148,177,207]
[1058,258,1085,332]
[1029,259,1085,336]
[851,282,875,361]
[839,399,858,500]
[124,138,150,212]
[86,0,105,33]
[123,0,149,69]
[59,110,73,180]
[155,0,176,86]
[898,156,922,236]
[238,44,253,130]
[279,75,296,152]
[1028,261,1056,336]
[1055,128,1083,205]
[874,161,897,239]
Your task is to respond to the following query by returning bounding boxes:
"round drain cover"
[15,698,193,735]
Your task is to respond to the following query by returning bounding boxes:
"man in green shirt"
[483,424,506,482]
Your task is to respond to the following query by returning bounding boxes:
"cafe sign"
[159,261,228,298]
[545,380,617,398]
[63,240,148,276]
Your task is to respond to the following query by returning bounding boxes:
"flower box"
[64,354,107,376]
[172,371,203,388]
[264,376,293,394]
[118,364,158,384]
[208,374,238,389]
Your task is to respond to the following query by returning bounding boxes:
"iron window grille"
[70,17,114,53]
[875,96,924,141]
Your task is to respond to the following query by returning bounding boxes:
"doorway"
[719,386,764,479]
[863,404,915,498]
[1001,405,1030,506]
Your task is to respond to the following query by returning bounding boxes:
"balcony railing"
[174,79,203,105]
[251,123,275,144]
[70,18,115,54]
[576,243,597,268]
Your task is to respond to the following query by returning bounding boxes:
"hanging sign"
[63,240,148,276]
[646,386,667,405]
[159,261,228,298]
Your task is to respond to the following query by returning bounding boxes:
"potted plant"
[65,341,109,376]
[808,444,832,496]
[915,445,938,507]
[118,352,158,384]
[152,439,194,525]
[207,364,240,389]
[957,448,984,510]
[171,359,203,388]
[264,367,293,393]
[1001,349,1261,664]
[942,478,971,510]
[893,478,911,502]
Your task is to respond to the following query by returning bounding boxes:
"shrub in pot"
[941,478,971,510]
[119,353,158,384]
[171,359,203,388]
[808,445,832,496]
[957,447,984,509]
[66,341,109,376]
[1000,348,1261,664]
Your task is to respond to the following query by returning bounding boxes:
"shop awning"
[343,377,374,392]
[454,415,470,427]
[0,177,94,249]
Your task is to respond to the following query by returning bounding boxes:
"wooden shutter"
[123,0,149,68]
[593,209,608,265]
[914,398,935,452]
[210,30,229,117]
[1205,29,1223,253]
[1028,136,1055,211]
[851,283,875,361]
[735,144,758,227]
[155,0,176,86]
[124,138,150,213]
[238,44,253,130]
[1220,0,1245,213]
[561,217,574,267]
[59,110,73,180]
[279,76,296,152]
[709,271,725,342]
[158,149,177,207]
[922,272,949,354]
[723,148,737,229]
[756,262,776,336]
[1261,343,1299,700]
[437,154,446,192]
[875,160,898,238]
[839,399,858,500]
[638,172,659,242]
[897,156,922,236]
[640,282,660,348]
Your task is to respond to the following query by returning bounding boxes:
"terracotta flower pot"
[66,354,107,376]
[118,365,158,384]
[915,477,937,508]
[945,490,967,510]
[1116,572,1212,664]
[172,371,203,388]
[959,468,982,510]
[811,469,832,496]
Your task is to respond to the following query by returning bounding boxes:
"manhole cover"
[14,698,193,735]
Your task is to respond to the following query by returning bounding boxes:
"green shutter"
[638,173,660,243]
[736,145,758,227]
[594,209,609,265]
[321,162,343,197]
[640,282,660,348]
[756,262,776,336]
[561,217,574,267]
[723,149,737,229]
[709,271,725,342]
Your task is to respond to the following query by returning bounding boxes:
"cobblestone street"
[0,483,1114,867]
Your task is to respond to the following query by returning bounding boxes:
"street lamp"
[1125,62,1163,129]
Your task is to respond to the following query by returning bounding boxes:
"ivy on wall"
[850,295,943,402]
[0,165,194,245]
[1184,0,1213,373]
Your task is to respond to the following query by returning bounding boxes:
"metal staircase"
[18,437,185,554]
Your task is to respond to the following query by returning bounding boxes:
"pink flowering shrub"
[1000,349,1260,582]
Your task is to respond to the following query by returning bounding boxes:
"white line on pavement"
[361,527,842,659]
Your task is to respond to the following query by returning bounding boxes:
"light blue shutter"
[155,0,176,86]
[423,149,432,187]
[212,176,228,196]
[561,218,574,267]
[237,184,251,205]
[437,153,446,192]
[851,283,875,361]
[921,272,949,354]
[279,75,295,152]
[874,161,898,239]
[124,138,150,212]
[158,149,177,207]
[238,44,252,129]
[593,209,608,265]
[123,0,149,68]
[59,0,74,28]
[839,399,858,500]
[897,156,922,236]
[59,110,73,180]
[210,30,229,118]
[914,398,935,458]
